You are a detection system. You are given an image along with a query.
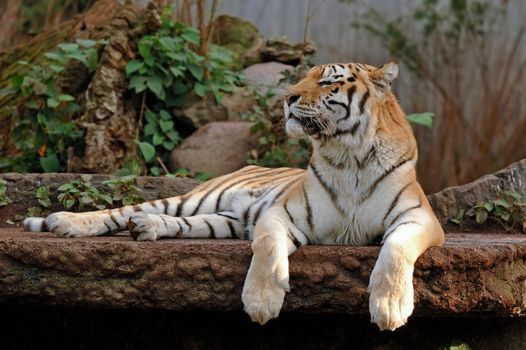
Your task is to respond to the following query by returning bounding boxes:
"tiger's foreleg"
[127,211,242,241]
[241,206,308,325]
[368,201,444,331]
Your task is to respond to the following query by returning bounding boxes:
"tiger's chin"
[285,117,308,138]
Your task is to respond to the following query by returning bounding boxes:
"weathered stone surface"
[211,15,263,69]
[0,230,525,317]
[169,122,259,176]
[260,37,316,65]
[428,158,526,225]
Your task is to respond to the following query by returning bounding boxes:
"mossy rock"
[212,15,263,70]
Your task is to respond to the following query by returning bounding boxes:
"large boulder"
[169,122,259,177]
[242,61,293,95]
[428,158,526,225]
[211,15,263,69]
[181,87,256,129]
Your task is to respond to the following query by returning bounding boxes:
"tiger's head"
[284,62,410,149]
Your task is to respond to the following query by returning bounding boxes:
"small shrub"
[125,9,242,176]
[57,175,113,211]
[0,180,12,207]
[1,39,105,173]
[451,191,526,233]
[102,175,144,206]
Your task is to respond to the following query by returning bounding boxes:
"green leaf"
[194,82,209,97]
[159,120,174,132]
[500,211,511,221]
[126,60,144,75]
[76,39,97,48]
[84,48,99,71]
[166,130,181,142]
[475,209,488,224]
[128,76,147,93]
[483,202,493,212]
[159,109,172,120]
[137,141,156,162]
[494,198,511,209]
[49,64,65,73]
[181,29,200,45]
[152,132,164,146]
[58,43,80,52]
[40,154,60,173]
[58,94,75,102]
[146,75,165,100]
[44,51,64,61]
[47,98,60,108]
[65,198,75,210]
[188,64,204,81]
[169,66,183,77]
[406,112,434,128]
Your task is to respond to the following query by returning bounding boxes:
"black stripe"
[319,81,333,86]
[334,121,360,137]
[109,213,122,228]
[251,200,267,225]
[388,201,422,228]
[359,89,370,114]
[191,167,267,215]
[323,100,335,112]
[347,76,355,82]
[328,99,349,121]
[382,182,412,225]
[42,220,49,232]
[242,207,250,226]
[331,87,339,94]
[227,221,237,238]
[214,168,289,211]
[181,217,192,231]
[309,162,344,214]
[287,229,301,248]
[360,152,415,203]
[302,186,313,232]
[336,63,345,69]
[332,74,343,79]
[162,199,169,215]
[355,145,376,169]
[175,196,188,217]
[217,212,239,221]
[175,220,183,238]
[205,220,216,238]
[384,220,420,239]
[103,222,113,235]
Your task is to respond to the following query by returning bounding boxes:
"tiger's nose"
[286,95,300,106]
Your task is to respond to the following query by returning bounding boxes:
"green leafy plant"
[102,175,144,206]
[242,88,311,168]
[25,185,52,217]
[167,169,214,182]
[125,9,242,175]
[57,175,113,211]
[0,180,12,207]
[451,191,526,233]
[406,112,434,128]
[1,39,105,173]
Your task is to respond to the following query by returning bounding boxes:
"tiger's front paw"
[368,256,415,331]
[128,213,161,241]
[242,273,287,325]
[241,254,290,325]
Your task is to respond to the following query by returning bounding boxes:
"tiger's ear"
[371,62,399,88]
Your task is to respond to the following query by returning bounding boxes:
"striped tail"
[23,217,48,232]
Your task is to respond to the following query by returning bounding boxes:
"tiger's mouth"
[289,112,322,135]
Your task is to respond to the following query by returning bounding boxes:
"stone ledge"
[1,228,525,317]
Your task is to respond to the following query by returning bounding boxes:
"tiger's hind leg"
[23,197,187,238]
[127,211,243,241]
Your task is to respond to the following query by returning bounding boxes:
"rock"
[182,87,256,129]
[0,230,525,318]
[242,61,293,95]
[211,15,263,69]
[260,37,316,65]
[169,122,259,176]
[428,158,526,225]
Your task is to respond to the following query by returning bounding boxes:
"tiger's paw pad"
[368,262,414,331]
[128,213,159,241]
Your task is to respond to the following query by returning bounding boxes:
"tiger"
[24,61,445,331]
